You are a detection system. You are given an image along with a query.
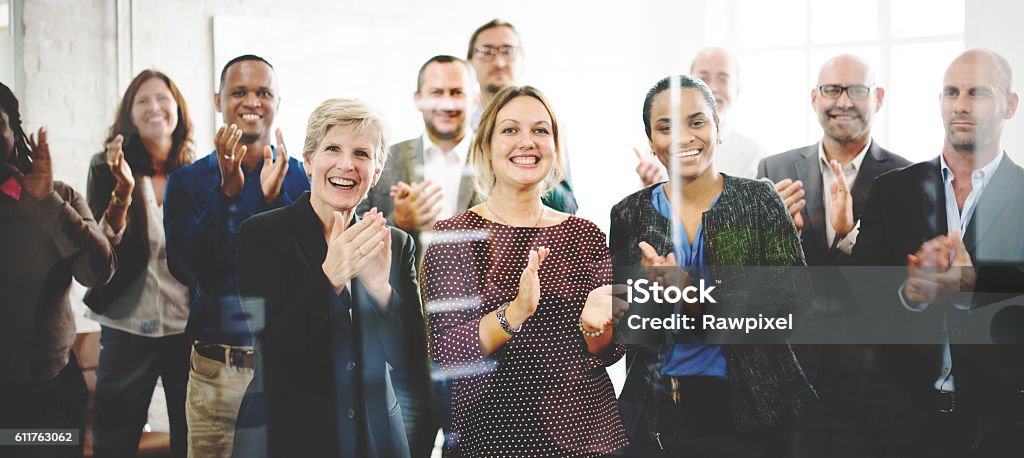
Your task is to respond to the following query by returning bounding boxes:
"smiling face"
[130,77,178,144]
[488,95,556,193]
[812,56,883,146]
[416,61,473,142]
[216,60,279,144]
[648,87,720,181]
[941,51,1019,155]
[305,124,382,213]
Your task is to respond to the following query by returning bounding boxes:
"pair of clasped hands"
[902,229,976,305]
[506,247,629,336]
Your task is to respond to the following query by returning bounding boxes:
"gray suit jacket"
[757,140,910,267]
[358,137,480,236]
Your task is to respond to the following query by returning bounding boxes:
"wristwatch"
[496,302,521,336]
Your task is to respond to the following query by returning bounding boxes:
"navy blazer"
[234,192,416,457]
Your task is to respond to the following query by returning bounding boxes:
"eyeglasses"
[818,84,874,100]
[473,45,519,62]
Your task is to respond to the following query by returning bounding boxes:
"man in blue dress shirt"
[163,54,309,457]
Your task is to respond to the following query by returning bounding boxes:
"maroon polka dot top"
[422,210,628,457]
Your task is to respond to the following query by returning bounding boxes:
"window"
[726,0,965,162]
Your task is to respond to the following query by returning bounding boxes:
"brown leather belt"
[194,342,254,369]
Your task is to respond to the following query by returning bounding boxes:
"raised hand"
[581,284,629,332]
[391,180,443,232]
[773,178,806,231]
[215,124,247,198]
[510,247,550,320]
[355,208,393,305]
[638,241,686,286]
[322,209,389,295]
[634,146,667,187]
[106,134,135,197]
[828,159,854,238]
[260,128,290,203]
[11,127,54,200]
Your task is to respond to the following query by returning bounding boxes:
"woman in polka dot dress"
[422,86,629,457]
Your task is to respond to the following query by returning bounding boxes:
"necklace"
[485,201,545,227]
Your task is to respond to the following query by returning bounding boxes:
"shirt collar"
[0,176,22,201]
[422,131,471,164]
[940,150,1004,188]
[817,138,871,172]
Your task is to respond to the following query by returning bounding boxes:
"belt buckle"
[938,391,956,413]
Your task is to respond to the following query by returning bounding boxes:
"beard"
[485,83,505,95]
[426,118,464,142]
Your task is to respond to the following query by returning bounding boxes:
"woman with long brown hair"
[84,69,195,457]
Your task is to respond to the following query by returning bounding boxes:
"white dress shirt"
[422,132,471,221]
[818,139,870,255]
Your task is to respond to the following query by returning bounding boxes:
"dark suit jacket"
[235,192,416,457]
[83,151,150,314]
[853,154,1024,415]
[757,140,911,267]
[611,176,816,439]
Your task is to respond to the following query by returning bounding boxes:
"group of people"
[2,16,1023,458]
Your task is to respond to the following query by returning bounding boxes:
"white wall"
[965,0,1024,164]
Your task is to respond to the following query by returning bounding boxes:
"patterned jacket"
[610,175,817,440]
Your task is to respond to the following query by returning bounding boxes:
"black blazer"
[235,192,416,457]
[757,140,911,266]
[83,151,149,315]
[853,155,1024,415]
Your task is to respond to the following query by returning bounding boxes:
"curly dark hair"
[0,81,34,167]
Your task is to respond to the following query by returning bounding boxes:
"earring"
[717,138,723,145]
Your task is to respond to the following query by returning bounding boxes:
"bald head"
[818,54,876,87]
[946,48,1013,95]
[691,47,741,115]
[941,48,1019,155]
[812,54,884,147]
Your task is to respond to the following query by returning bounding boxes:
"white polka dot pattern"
[423,211,628,456]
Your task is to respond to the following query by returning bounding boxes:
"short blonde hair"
[470,86,565,198]
[302,98,389,171]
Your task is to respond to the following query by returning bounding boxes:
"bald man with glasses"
[757,54,911,456]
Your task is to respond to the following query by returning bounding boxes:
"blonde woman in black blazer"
[234,99,415,458]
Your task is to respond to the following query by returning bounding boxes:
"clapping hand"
[106,134,134,197]
[634,147,668,187]
[215,124,247,197]
[904,230,976,304]
[581,284,630,331]
[8,127,54,200]
[322,208,390,297]
[510,247,550,319]
[260,128,290,204]
[391,180,443,232]
[827,160,854,238]
[773,178,806,231]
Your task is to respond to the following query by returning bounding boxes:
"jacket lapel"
[963,155,1023,254]
[851,141,887,218]
[796,145,825,238]
[290,192,330,272]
